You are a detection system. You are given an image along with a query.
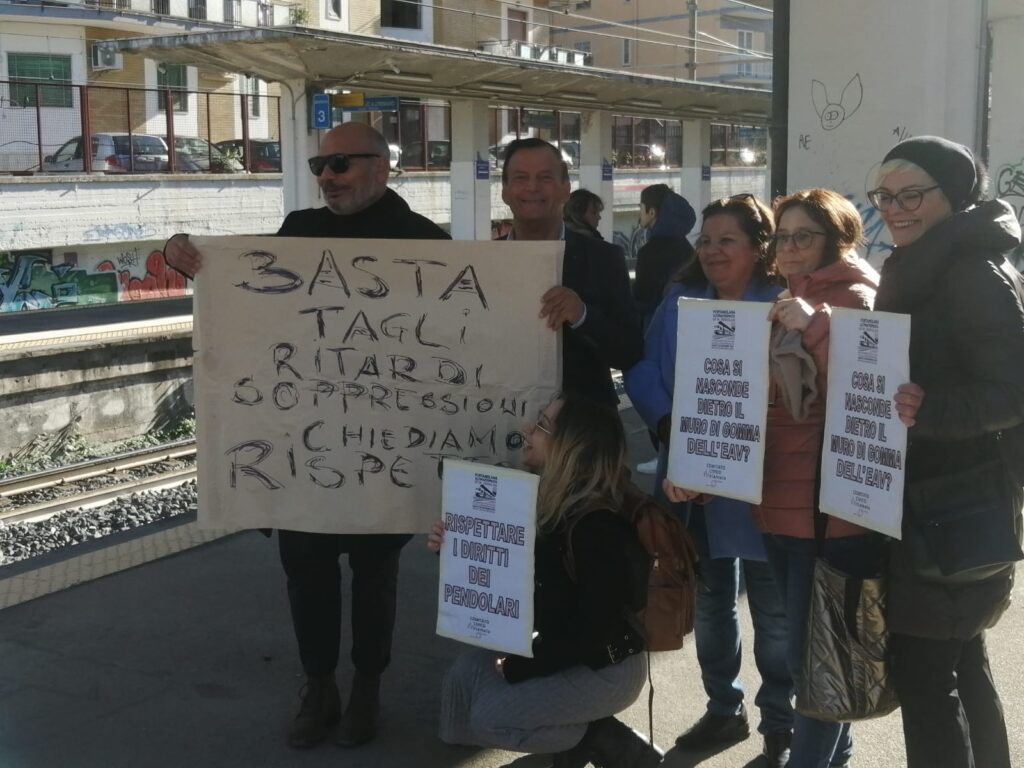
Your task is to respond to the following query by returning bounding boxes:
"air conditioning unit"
[91,44,123,71]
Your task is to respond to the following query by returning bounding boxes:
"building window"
[622,38,632,66]
[8,53,72,108]
[507,8,528,42]
[223,0,240,22]
[759,31,773,78]
[326,0,341,19]
[187,0,206,19]
[157,63,188,113]
[612,115,682,169]
[573,41,591,54]
[381,0,420,29]
[248,76,261,118]
[151,0,169,13]
[257,1,273,26]
[710,123,767,167]
[737,30,753,77]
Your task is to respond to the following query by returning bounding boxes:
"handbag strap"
[813,444,865,641]
[812,449,828,557]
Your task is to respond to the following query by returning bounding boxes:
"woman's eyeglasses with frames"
[867,185,940,212]
[307,152,380,176]
[532,411,553,436]
[771,229,826,250]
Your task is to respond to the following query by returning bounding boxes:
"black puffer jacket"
[875,200,1024,639]
[501,509,644,682]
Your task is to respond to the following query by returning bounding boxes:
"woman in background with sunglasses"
[625,195,794,767]
[430,395,664,768]
[753,188,881,768]
[871,136,1024,768]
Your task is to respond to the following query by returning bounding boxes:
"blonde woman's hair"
[535,397,630,532]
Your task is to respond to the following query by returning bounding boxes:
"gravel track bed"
[0,459,195,512]
[0,480,198,567]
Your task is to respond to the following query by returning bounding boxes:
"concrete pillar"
[279,80,321,214]
[680,119,712,212]
[577,110,614,240]
[449,99,492,240]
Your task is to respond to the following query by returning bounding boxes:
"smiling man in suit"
[500,138,642,406]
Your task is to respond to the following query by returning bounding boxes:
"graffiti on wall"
[844,194,892,267]
[0,248,186,313]
[995,159,1024,268]
[811,74,863,131]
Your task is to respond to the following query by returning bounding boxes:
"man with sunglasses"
[164,122,448,752]
[499,138,642,407]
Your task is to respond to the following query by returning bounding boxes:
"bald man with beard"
[165,122,448,751]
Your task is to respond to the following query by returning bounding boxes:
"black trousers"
[890,631,1010,768]
[278,530,411,678]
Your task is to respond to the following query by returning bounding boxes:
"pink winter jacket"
[751,255,879,539]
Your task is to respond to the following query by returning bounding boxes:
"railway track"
[0,439,197,525]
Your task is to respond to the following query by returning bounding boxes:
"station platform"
[0,297,192,338]
[2,409,1023,768]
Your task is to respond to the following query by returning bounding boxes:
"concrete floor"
[0,408,1021,768]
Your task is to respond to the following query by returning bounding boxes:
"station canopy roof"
[107,27,771,122]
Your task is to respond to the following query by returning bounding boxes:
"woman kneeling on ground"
[429,395,664,768]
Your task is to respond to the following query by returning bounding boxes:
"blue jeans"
[695,556,793,734]
[763,533,885,768]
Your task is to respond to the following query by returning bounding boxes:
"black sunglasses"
[307,152,380,176]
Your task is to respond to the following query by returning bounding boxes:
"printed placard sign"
[192,236,561,534]
[819,308,910,538]
[667,299,773,503]
[436,459,537,656]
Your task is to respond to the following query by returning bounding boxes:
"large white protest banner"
[667,299,772,504]
[192,237,561,534]
[819,308,910,538]
[436,459,536,656]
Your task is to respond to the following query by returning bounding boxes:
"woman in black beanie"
[871,136,1024,768]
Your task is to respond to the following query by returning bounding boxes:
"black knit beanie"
[882,136,977,211]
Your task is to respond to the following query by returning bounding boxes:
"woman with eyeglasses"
[625,195,794,767]
[869,137,1024,768]
[751,188,881,768]
[430,395,665,768]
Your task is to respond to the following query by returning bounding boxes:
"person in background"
[632,184,698,476]
[633,184,697,331]
[163,122,448,752]
[563,188,605,240]
[500,138,641,407]
[625,195,793,767]
[870,136,1024,768]
[751,188,881,768]
[432,395,664,768]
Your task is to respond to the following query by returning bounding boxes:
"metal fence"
[0,81,282,175]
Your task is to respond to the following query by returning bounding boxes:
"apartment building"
[0,0,771,312]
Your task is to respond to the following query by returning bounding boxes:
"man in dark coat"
[164,122,448,751]
[500,138,642,406]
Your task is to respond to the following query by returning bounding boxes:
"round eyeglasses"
[867,185,940,212]
[771,229,826,250]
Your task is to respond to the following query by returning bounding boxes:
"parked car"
[42,133,168,173]
[163,136,243,173]
[213,139,281,172]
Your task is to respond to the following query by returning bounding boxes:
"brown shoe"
[335,671,380,747]
[287,674,341,749]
